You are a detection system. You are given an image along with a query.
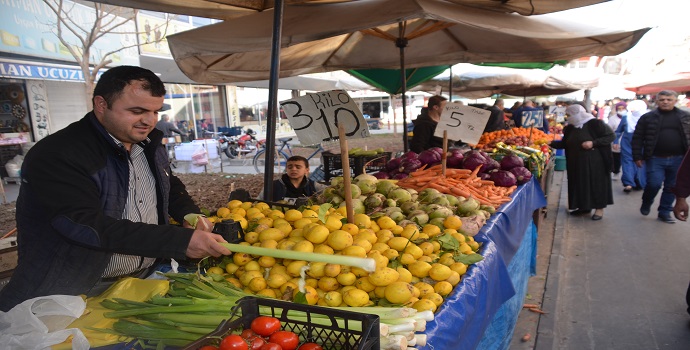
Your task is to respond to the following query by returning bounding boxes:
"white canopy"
[167,0,649,84]
[89,0,608,20]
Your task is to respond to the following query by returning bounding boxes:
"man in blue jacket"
[0,66,230,311]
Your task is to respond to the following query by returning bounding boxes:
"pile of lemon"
[206,200,481,313]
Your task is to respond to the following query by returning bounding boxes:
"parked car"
[363,114,383,130]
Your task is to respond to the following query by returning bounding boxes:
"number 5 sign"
[434,102,490,145]
[280,90,369,145]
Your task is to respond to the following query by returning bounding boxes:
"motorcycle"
[226,128,259,158]
[217,133,236,159]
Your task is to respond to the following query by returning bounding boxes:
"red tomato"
[219,335,249,350]
[259,343,282,350]
[297,343,323,350]
[250,316,282,337]
[249,336,267,350]
[200,346,220,350]
[241,329,258,340]
[268,331,299,350]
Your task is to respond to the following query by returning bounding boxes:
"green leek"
[220,242,376,272]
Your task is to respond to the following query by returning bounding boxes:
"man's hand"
[581,141,593,150]
[182,215,213,232]
[635,160,644,168]
[674,197,688,221]
[186,230,231,259]
[612,144,620,152]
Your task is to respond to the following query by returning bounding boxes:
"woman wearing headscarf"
[551,104,615,220]
[609,101,627,180]
[615,99,647,192]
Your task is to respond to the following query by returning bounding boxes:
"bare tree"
[42,0,169,109]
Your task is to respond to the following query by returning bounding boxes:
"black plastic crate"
[353,152,391,175]
[322,152,354,182]
[183,296,380,350]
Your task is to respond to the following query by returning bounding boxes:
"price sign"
[549,106,566,123]
[280,90,369,145]
[434,102,490,145]
[521,109,544,128]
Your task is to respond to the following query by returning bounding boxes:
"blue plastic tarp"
[421,176,546,350]
[476,222,538,350]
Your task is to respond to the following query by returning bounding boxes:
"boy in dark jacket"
[259,156,317,202]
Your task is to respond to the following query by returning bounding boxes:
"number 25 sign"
[434,102,490,145]
[280,90,369,145]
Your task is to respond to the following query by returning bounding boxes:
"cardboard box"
[0,237,18,275]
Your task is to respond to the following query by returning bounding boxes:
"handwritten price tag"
[434,102,490,145]
[280,90,369,145]
[521,109,544,128]
[549,106,566,123]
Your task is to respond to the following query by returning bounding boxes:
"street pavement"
[521,171,690,349]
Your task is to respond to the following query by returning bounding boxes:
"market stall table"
[89,176,545,350]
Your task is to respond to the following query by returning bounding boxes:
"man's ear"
[93,96,107,114]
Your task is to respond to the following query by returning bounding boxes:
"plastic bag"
[0,295,89,350]
[191,146,208,166]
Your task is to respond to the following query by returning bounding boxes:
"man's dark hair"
[93,66,166,108]
[428,95,448,109]
[657,90,678,98]
[287,155,309,168]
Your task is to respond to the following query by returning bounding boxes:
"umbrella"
[348,65,450,95]
[624,72,690,95]
[168,0,649,153]
[89,0,609,20]
[413,63,601,98]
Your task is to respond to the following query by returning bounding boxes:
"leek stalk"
[220,242,376,272]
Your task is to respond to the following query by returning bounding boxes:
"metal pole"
[397,23,409,153]
[448,65,453,101]
[263,0,284,201]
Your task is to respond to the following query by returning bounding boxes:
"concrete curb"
[534,173,568,350]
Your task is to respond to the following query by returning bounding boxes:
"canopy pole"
[397,23,409,153]
[448,65,453,101]
[263,0,285,201]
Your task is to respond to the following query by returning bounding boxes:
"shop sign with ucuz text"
[281,90,369,145]
[434,102,490,145]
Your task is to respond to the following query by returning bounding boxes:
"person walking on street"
[617,100,648,192]
[609,101,626,181]
[671,148,690,315]
[155,114,184,137]
[632,90,690,224]
[0,66,231,312]
[550,104,615,220]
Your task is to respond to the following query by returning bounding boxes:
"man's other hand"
[186,231,231,258]
[673,197,688,221]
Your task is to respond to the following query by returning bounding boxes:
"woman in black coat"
[551,104,615,220]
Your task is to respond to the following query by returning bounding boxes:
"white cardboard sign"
[434,102,490,144]
[280,90,369,145]
[549,106,566,123]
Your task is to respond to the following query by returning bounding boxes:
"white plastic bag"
[0,295,90,350]
[191,146,208,166]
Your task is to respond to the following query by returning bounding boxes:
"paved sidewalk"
[517,171,690,349]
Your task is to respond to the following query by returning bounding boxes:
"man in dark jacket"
[0,66,230,311]
[632,90,690,223]
[484,99,507,133]
[672,148,690,315]
[410,95,447,153]
[155,114,183,137]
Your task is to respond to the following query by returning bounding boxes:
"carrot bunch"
[396,164,516,209]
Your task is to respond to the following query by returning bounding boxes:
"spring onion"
[220,242,377,272]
